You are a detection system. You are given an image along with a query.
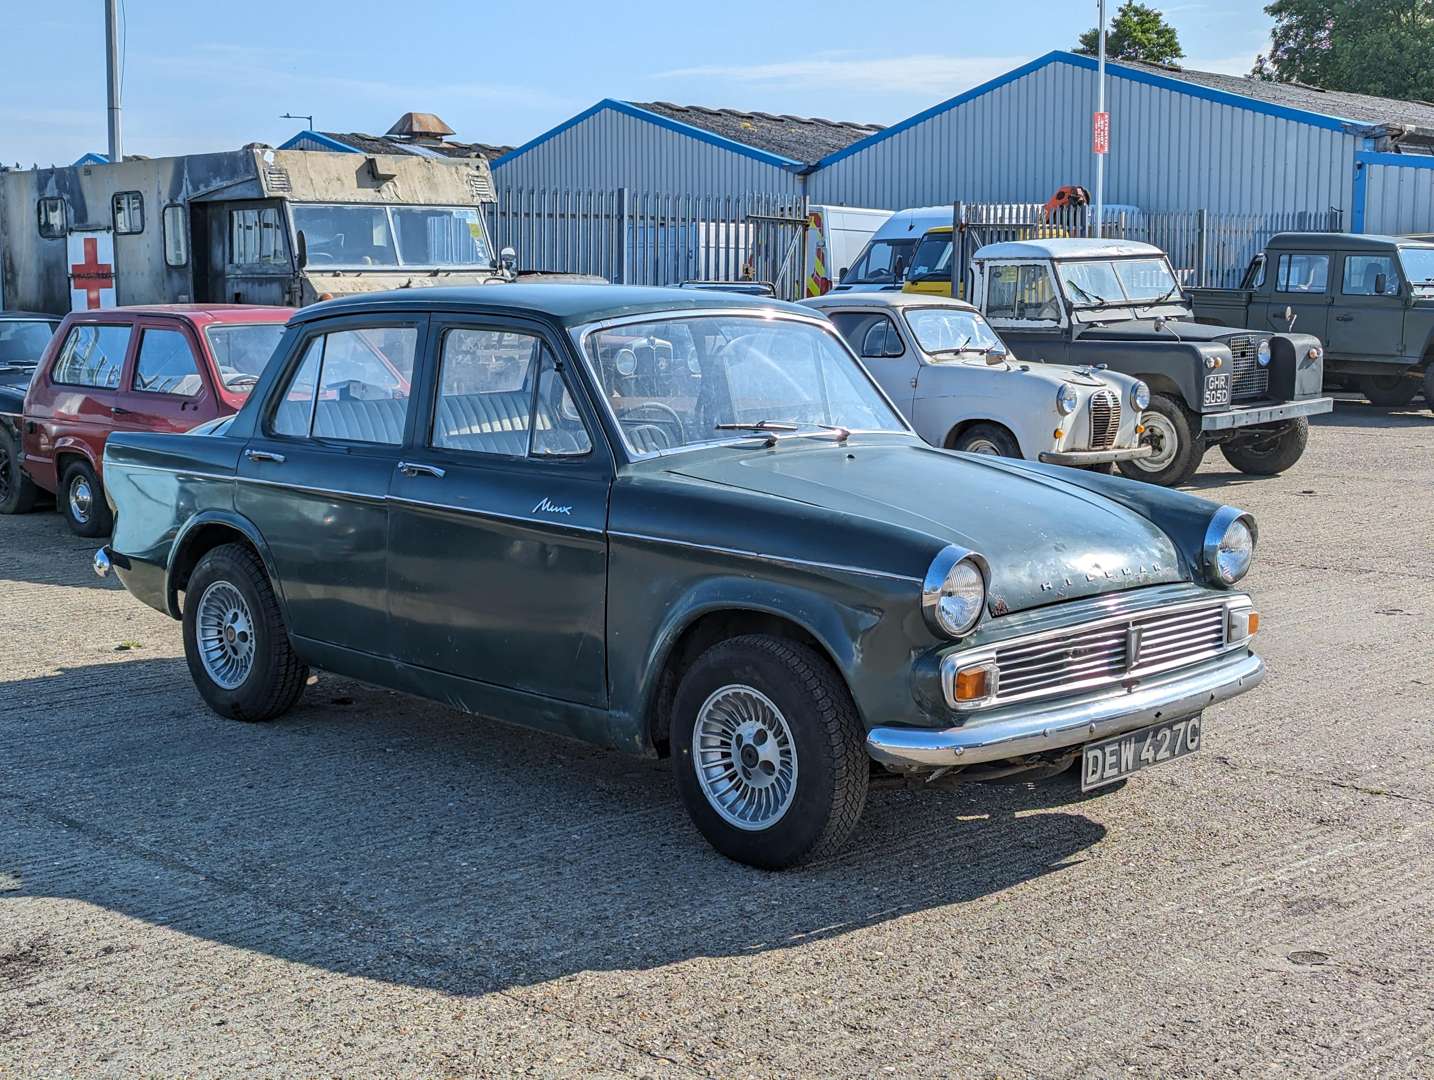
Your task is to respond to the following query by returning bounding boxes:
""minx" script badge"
[533,497,573,516]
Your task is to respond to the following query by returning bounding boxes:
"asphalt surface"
[2,398,1431,1079]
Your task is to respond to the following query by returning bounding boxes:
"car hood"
[1075,319,1264,343]
[928,356,1108,387]
[667,440,1185,613]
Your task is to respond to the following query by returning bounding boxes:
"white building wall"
[1362,159,1434,234]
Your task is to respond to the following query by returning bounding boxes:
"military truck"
[0,148,515,315]
[968,238,1333,486]
[1189,232,1434,410]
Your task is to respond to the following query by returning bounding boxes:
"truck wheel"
[1359,373,1419,407]
[0,426,37,515]
[182,543,309,722]
[1116,394,1202,487]
[671,634,869,869]
[60,460,113,537]
[951,423,1021,458]
[1220,418,1309,475]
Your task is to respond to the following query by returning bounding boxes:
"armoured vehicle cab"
[968,238,1332,487]
[0,148,509,315]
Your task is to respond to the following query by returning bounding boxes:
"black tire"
[1080,462,1116,475]
[1424,366,1434,412]
[1220,418,1309,476]
[59,459,112,537]
[1117,393,1202,487]
[671,634,868,869]
[182,543,308,722]
[951,422,1022,458]
[1359,372,1419,407]
[0,425,37,515]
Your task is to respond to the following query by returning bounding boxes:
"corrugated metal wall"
[493,108,802,198]
[1361,158,1434,234]
[808,61,1358,217]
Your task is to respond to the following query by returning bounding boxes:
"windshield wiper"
[714,420,801,434]
[1065,279,1113,306]
[1136,283,1182,311]
[714,419,850,445]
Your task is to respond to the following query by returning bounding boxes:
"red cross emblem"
[70,237,114,309]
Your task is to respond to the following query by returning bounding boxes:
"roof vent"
[385,112,455,145]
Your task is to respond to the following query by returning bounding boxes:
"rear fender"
[167,510,287,620]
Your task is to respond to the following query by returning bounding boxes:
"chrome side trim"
[607,530,923,585]
[867,651,1265,769]
[387,494,606,536]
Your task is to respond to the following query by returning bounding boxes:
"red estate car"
[5,305,293,535]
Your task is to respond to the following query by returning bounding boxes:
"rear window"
[51,324,132,389]
[0,319,58,366]
[205,323,287,395]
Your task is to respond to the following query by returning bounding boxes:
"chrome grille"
[1226,335,1269,401]
[1088,390,1121,449]
[990,601,1229,706]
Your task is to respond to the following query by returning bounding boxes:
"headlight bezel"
[1256,339,1272,367]
[1130,379,1151,411]
[1056,383,1079,416]
[922,545,990,639]
[1202,506,1258,588]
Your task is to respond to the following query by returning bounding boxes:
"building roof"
[628,102,881,164]
[280,129,512,162]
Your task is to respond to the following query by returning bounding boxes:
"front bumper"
[866,650,1264,769]
[1040,445,1153,466]
[1201,396,1333,432]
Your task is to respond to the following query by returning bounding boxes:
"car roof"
[803,292,980,314]
[0,310,60,322]
[291,284,816,328]
[1267,231,1433,252]
[974,237,1166,260]
[65,304,294,325]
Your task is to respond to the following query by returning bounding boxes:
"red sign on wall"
[1093,111,1110,155]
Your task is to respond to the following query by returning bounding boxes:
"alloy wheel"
[693,684,799,830]
[195,580,257,690]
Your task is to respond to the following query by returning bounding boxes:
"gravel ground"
[1,398,1431,1079]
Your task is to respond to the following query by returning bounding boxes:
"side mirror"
[985,344,1009,366]
[296,229,308,270]
[1374,272,1389,295]
[499,246,518,271]
[838,266,849,282]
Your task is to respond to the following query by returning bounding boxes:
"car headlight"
[1257,339,1271,367]
[1056,384,1078,416]
[923,546,989,638]
[1203,506,1257,587]
[1130,380,1150,411]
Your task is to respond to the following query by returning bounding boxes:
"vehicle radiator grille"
[1088,389,1121,449]
[1226,335,1269,400]
[991,601,1229,705]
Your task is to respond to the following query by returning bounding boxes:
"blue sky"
[0,1,1275,166]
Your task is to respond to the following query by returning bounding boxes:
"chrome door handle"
[246,449,286,464]
[1334,314,1354,322]
[397,461,445,478]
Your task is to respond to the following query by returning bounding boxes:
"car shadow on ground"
[1,658,1107,996]
[1318,396,1431,429]
[0,512,117,592]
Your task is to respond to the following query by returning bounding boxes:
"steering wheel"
[620,401,684,429]
[225,373,260,390]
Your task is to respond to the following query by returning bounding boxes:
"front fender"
[1067,339,1216,412]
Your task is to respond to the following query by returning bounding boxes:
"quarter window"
[51,324,131,388]
[270,327,416,444]
[113,191,144,235]
[162,204,189,266]
[828,312,904,358]
[431,328,591,457]
[985,264,1061,322]
[133,329,202,395]
[1275,254,1330,293]
[37,196,67,239]
[1342,254,1400,296]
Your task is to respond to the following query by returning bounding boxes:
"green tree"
[1077,3,1186,65]
[1253,0,1434,101]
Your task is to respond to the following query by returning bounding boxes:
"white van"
[831,206,953,292]
[803,206,894,296]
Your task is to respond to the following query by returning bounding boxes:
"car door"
[826,309,920,414]
[386,317,611,707]
[1267,251,1331,346]
[981,262,1071,364]
[236,315,425,655]
[112,318,214,434]
[33,319,136,480]
[1328,252,1405,361]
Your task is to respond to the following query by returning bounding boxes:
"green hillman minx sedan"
[96,285,1265,868]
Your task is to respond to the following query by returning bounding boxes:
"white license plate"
[1205,374,1231,406]
[1080,715,1202,791]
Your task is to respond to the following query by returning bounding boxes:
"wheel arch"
[166,512,286,621]
[943,417,1026,456]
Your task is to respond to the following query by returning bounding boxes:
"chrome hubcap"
[964,438,1002,456]
[693,685,798,831]
[196,581,256,690]
[69,476,93,522]
[1133,413,1178,472]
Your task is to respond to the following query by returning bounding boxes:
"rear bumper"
[865,650,1265,769]
[1201,397,1333,431]
[1040,445,1153,466]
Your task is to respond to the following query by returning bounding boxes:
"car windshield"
[842,238,919,286]
[0,319,58,366]
[583,315,908,457]
[1061,257,1180,307]
[907,233,953,282]
[903,308,1003,356]
[292,204,492,268]
[204,324,288,395]
[1399,246,1434,292]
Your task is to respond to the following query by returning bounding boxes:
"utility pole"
[1093,0,1107,238]
[105,0,123,163]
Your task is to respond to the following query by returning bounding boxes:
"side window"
[1275,254,1330,294]
[1342,254,1400,296]
[133,329,202,395]
[162,204,189,267]
[432,328,591,457]
[113,192,144,235]
[270,327,416,444]
[51,324,131,388]
[985,265,1060,323]
[37,197,67,239]
[230,207,289,266]
[827,312,903,358]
